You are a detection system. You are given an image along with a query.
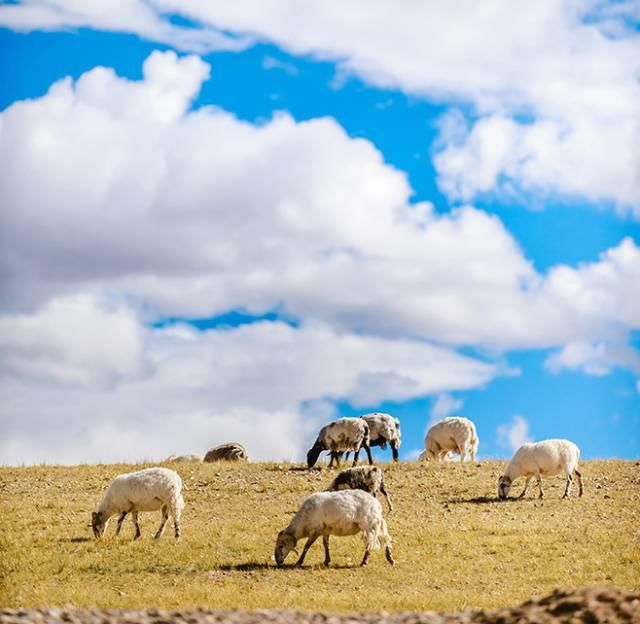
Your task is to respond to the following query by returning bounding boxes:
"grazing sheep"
[327,465,393,511]
[498,439,583,500]
[203,442,248,462]
[165,454,202,462]
[361,413,402,462]
[274,489,394,567]
[91,467,184,540]
[307,418,373,469]
[421,416,479,463]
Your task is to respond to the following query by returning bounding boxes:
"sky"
[0,0,639,465]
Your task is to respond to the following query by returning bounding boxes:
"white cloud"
[497,415,531,452]
[3,1,637,211]
[0,0,251,53]
[429,393,463,422]
[434,112,640,215]
[545,340,640,376]
[1,52,638,357]
[0,295,148,387]
[0,302,500,465]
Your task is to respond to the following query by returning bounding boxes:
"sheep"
[498,439,583,500]
[91,467,184,540]
[327,465,393,511]
[165,454,202,462]
[345,413,401,462]
[203,442,248,462]
[274,489,395,567]
[421,416,479,463]
[307,417,373,469]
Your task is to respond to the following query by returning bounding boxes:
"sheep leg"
[295,534,319,567]
[360,548,371,566]
[115,512,127,536]
[380,482,393,512]
[154,506,169,539]
[352,446,361,466]
[574,469,584,497]
[537,474,544,499]
[322,535,331,566]
[562,473,572,498]
[173,514,181,539]
[132,512,141,540]
[391,442,399,463]
[518,476,532,498]
[385,545,395,566]
[363,443,373,466]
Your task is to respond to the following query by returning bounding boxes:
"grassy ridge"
[0,460,638,611]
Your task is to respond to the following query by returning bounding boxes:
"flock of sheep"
[91,413,584,567]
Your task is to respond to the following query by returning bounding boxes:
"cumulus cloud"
[0,51,638,465]
[545,340,640,376]
[1,52,638,356]
[497,415,532,452]
[0,303,499,465]
[0,0,251,53]
[429,393,464,422]
[0,295,148,387]
[3,1,637,211]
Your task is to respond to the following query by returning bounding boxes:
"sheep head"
[306,442,323,469]
[274,530,297,566]
[91,511,107,538]
[498,475,512,500]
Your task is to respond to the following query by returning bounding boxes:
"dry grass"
[0,460,638,611]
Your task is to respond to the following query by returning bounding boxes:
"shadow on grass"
[264,465,310,472]
[447,496,518,504]
[217,562,274,571]
[67,536,92,543]
[216,561,360,571]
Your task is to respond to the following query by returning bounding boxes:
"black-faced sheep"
[306,417,372,469]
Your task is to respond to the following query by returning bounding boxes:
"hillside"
[0,460,638,611]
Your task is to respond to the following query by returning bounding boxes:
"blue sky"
[0,2,638,464]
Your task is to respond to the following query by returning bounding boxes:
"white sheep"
[326,465,393,511]
[361,413,402,462]
[274,489,394,567]
[307,418,373,468]
[203,442,248,462]
[421,416,479,463]
[165,454,202,462]
[91,467,184,540]
[498,439,584,500]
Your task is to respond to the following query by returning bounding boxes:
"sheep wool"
[91,467,184,540]
[165,454,202,462]
[498,439,583,499]
[361,413,402,462]
[204,443,248,462]
[274,489,394,567]
[307,418,373,468]
[422,416,479,463]
[327,465,393,511]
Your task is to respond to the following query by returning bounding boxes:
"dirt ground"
[1,586,638,623]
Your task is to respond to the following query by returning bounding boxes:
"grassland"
[0,460,638,612]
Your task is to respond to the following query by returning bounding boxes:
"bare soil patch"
[1,587,638,624]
